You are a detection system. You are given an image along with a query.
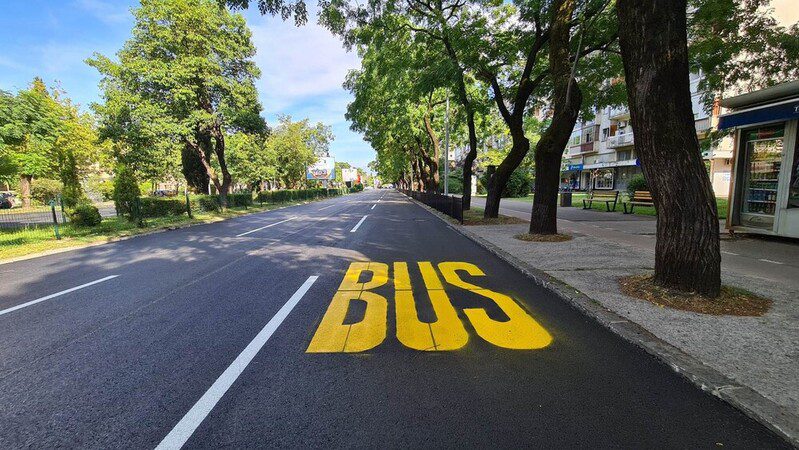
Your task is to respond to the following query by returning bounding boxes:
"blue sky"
[0,0,374,168]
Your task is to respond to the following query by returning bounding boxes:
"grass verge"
[0,199,320,261]
[463,207,527,226]
[618,274,771,316]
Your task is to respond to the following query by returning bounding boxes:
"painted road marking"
[350,215,368,232]
[759,258,784,265]
[318,204,337,210]
[371,204,376,210]
[721,251,739,256]
[236,217,295,237]
[0,275,118,317]
[307,262,551,353]
[156,275,319,450]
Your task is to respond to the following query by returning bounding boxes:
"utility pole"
[444,96,450,195]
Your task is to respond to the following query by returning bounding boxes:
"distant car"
[0,192,14,209]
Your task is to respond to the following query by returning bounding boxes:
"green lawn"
[479,192,728,218]
[0,198,329,261]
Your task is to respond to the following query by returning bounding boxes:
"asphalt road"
[0,190,788,448]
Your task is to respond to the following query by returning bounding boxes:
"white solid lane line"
[0,275,119,317]
[758,258,784,265]
[318,204,337,210]
[721,251,739,256]
[371,204,376,210]
[156,275,319,450]
[236,217,295,237]
[350,215,368,233]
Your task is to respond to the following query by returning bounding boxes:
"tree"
[227,131,275,191]
[89,0,265,207]
[616,0,721,296]
[0,79,63,207]
[266,116,321,188]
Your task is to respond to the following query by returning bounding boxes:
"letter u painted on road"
[306,261,552,353]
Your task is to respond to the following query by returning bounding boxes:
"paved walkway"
[469,196,799,417]
[472,197,799,290]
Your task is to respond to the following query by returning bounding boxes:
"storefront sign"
[567,164,583,171]
[718,100,799,130]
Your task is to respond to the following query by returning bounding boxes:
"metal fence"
[399,189,463,224]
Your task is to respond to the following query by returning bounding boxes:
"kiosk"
[718,81,799,238]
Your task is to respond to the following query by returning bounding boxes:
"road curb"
[403,194,799,447]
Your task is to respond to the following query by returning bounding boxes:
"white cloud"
[74,0,132,25]
[243,9,373,166]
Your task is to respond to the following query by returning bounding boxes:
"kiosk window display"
[718,80,799,238]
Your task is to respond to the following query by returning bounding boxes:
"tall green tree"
[89,0,265,207]
[0,79,63,206]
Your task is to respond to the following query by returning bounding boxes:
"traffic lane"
[0,192,361,309]
[187,190,786,448]
[0,196,371,377]
[0,211,374,448]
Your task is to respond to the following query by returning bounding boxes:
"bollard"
[49,199,61,240]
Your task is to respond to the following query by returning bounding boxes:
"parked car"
[0,192,15,209]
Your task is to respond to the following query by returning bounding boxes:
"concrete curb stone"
[402,193,799,447]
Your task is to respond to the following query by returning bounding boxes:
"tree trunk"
[617,0,721,296]
[529,0,582,234]
[462,109,478,209]
[484,129,529,218]
[422,117,441,192]
[19,174,32,208]
[211,128,231,208]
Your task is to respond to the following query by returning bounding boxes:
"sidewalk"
[465,197,799,439]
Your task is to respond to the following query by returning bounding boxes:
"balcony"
[695,117,711,134]
[607,132,634,149]
[609,106,630,120]
[578,141,597,154]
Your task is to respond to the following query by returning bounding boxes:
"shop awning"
[718,98,799,130]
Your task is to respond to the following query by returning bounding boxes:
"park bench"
[623,190,655,214]
[582,190,619,212]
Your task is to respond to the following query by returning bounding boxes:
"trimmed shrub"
[228,192,253,207]
[502,169,532,198]
[139,198,186,217]
[349,183,364,193]
[626,174,648,197]
[68,203,102,227]
[30,179,63,204]
[113,165,141,219]
[190,195,221,212]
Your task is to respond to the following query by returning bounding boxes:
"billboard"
[306,157,336,180]
[342,168,358,183]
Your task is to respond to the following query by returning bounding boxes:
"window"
[789,136,799,208]
[601,128,609,142]
[594,169,614,190]
[617,150,632,161]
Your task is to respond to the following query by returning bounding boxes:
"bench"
[582,190,619,212]
[623,190,655,214]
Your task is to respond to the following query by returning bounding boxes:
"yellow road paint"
[306,290,387,353]
[439,262,552,350]
[308,261,551,353]
[394,262,467,351]
[338,262,388,291]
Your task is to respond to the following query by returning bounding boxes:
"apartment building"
[561,72,732,196]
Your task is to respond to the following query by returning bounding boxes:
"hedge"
[139,198,187,217]
[256,188,344,204]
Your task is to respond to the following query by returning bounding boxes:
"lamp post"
[444,96,450,195]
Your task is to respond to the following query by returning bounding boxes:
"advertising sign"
[342,168,358,183]
[306,157,336,180]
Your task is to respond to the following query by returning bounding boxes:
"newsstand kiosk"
[718,80,799,238]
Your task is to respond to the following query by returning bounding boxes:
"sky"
[0,0,374,168]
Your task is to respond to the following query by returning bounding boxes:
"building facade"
[561,72,731,196]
